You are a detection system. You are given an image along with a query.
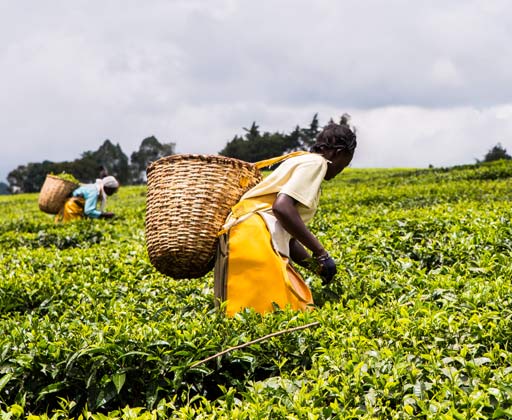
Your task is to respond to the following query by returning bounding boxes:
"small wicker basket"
[38,175,80,214]
[145,154,263,279]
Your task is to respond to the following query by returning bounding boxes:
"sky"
[2,0,512,183]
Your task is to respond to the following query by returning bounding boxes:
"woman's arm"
[273,193,337,283]
[272,193,326,257]
[289,238,311,267]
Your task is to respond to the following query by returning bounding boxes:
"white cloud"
[430,58,463,88]
[353,106,512,168]
[1,0,512,183]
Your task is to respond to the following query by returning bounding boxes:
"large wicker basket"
[145,154,263,279]
[38,175,80,214]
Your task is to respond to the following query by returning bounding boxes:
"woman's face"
[104,186,118,196]
[324,150,353,180]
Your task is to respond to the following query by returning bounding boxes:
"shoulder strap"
[218,151,311,236]
[254,151,310,170]
[218,195,275,236]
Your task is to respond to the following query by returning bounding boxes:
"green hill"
[1,160,512,419]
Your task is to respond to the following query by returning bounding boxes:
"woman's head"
[311,115,357,155]
[102,176,119,196]
[311,115,357,180]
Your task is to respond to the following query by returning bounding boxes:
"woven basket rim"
[147,154,256,174]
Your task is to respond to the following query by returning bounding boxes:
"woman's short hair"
[311,115,357,154]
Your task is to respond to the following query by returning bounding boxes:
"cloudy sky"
[2,0,512,183]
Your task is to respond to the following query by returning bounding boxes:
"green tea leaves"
[1,162,512,418]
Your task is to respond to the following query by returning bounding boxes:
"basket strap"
[218,151,311,236]
[218,195,275,236]
[254,151,310,170]
[231,194,275,219]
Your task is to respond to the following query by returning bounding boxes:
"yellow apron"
[54,197,85,223]
[214,152,314,316]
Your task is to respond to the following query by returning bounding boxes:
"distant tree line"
[219,112,512,167]
[6,136,175,193]
[219,114,322,162]
[478,142,511,163]
[3,113,511,194]
[4,113,325,193]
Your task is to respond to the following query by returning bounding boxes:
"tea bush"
[1,160,512,419]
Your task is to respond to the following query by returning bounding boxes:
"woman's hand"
[316,253,337,284]
[290,240,337,284]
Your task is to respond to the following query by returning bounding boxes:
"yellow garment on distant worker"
[214,152,328,316]
[54,197,85,223]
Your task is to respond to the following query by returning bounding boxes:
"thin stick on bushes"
[190,321,321,368]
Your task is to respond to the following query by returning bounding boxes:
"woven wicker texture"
[145,154,263,279]
[38,175,79,214]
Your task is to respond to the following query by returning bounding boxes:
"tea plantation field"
[1,160,512,419]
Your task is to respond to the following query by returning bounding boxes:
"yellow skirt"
[214,212,313,316]
[54,197,85,223]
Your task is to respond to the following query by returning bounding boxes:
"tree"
[284,126,302,153]
[130,136,176,184]
[282,114,322,153]
[92,140,130,184]
[7,161,59,193]
[7,140,132,192]
[72,151,102,182]
[219,122,286,162]
[219,114,323,162]
[6,166,29,192]
[300,113,320,149]
[0,182,8,195]
[54,140,131,184]
[482,143,511,163]
[243,122,261,142]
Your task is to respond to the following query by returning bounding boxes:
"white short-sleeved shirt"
[240,153,328,257]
